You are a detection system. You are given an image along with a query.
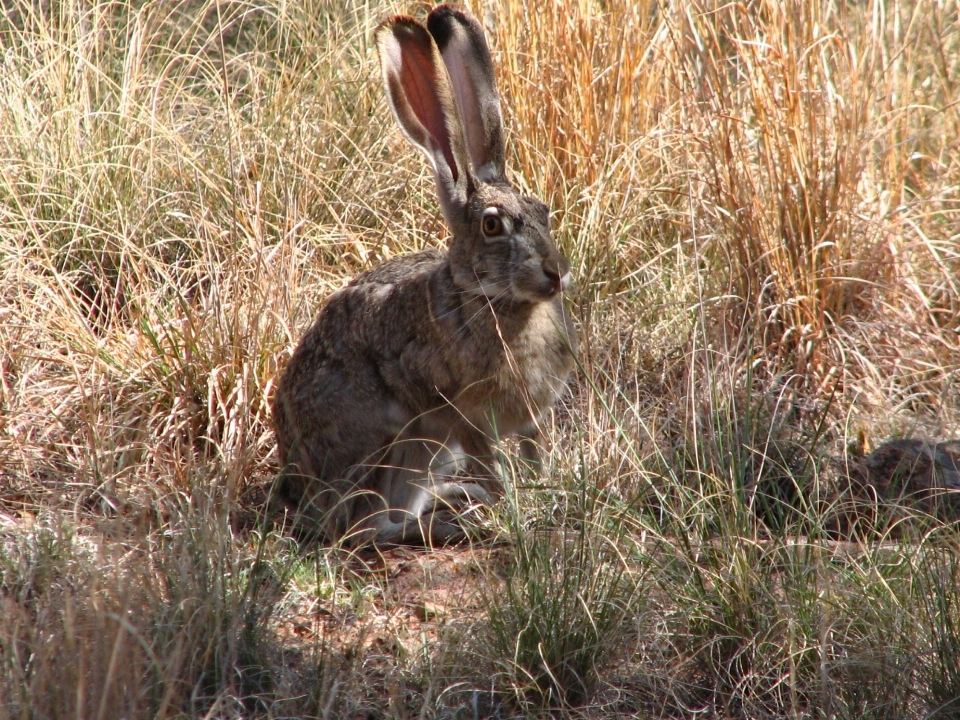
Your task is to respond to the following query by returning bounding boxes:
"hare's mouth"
[509,281,564,303]
[549,271,571,296]
[533,267,571,299]
[467,270,565,303]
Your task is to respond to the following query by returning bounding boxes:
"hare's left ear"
[427,5,506,184]
[376,16,473,225]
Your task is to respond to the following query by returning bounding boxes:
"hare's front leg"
[451,425,506,500]
[518,425,545,466]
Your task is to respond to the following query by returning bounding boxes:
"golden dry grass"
[1,0,959,717]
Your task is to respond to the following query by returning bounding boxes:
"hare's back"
[350,247,445,287]
[282,248,445,375]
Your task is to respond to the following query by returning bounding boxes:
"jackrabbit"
[854,439,960,514]
[272,5,577,544]
[825,438,960,537]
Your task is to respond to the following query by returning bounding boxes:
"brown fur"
[272,7,577,544]
[824,439,960,537]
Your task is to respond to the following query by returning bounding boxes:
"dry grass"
[1,0,959,717]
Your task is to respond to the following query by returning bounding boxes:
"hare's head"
[375,5,570,304]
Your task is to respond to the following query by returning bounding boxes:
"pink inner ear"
[439,46,483,171]
[399,43,459,183]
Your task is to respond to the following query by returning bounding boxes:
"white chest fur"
[490,300,573,422]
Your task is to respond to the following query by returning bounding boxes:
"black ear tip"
[427,4,468,46]
[427,4,461,22]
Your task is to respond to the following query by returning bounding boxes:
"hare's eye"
[482,214,504,237]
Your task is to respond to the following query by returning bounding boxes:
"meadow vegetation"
[1,0,959,716]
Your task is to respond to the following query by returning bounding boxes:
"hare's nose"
[542,253,570,295]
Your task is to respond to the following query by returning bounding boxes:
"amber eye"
[481,213,504,237]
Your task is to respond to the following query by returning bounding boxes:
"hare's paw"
[432,480,495,509]
[354,505,467,546]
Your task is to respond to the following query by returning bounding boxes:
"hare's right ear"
[427,6,506,184]
[375,17,472,222]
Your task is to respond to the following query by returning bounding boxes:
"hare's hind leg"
[355,436,496,545]
[349,483,483,546]
[356,509,466,546]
